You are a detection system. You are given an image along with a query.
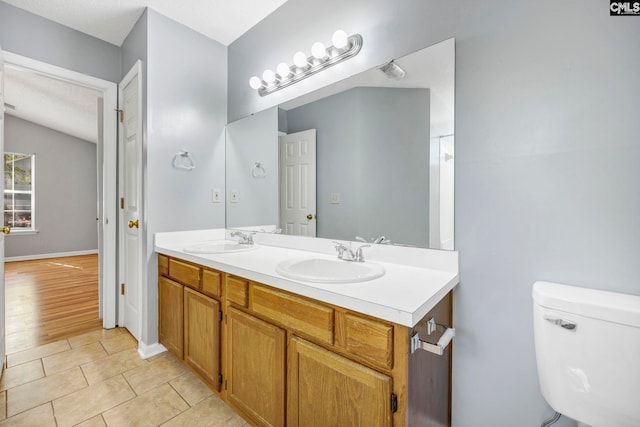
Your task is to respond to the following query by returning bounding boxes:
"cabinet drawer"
[342,313,394,369]
[158,254,169,276]
[252,284,334,345]
[226,276,248,307]
[169,259,201,290]
[202,269,222,299]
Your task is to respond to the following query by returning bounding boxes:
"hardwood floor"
[5,254,103,354]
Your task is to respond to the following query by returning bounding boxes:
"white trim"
[2,51,118,329]
[5,249,99,262]
[137,341,166,360]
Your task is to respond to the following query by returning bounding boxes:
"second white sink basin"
[275,257,385,284]
[183,240,257,254]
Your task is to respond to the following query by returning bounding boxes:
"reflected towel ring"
[172,151,195,171]
[251,162,267,178]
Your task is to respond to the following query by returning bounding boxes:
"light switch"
[212,188,221,203]
[330,193,340,204]
[230,190,238,203]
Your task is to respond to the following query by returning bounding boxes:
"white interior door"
[118,62,142,341]
[279,129,316,237]
[0,46,6,371]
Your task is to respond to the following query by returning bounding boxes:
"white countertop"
[155,229,459,327]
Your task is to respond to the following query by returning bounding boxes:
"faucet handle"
[354,244,370,262]
[332,241,348,258]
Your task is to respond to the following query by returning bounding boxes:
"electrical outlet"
[230,190,238,203]
[330,193,340,204]
[212,188,221,203]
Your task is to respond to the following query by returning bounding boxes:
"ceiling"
[2,0,288,143]
[2,0,289,46]
[5,65,102,143]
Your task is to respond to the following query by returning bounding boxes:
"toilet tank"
[532,281,640,427]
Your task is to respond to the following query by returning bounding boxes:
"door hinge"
[218,373,223,385]
[115,108,124,123]
[391,392,398,413]
[219,310,223,322]
[120,197,124,209]
[120,283,125,295]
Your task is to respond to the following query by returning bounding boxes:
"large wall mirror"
[226,38,454,249]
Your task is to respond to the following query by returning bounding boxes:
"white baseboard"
[5,249,99,262]
[138,341,167,359]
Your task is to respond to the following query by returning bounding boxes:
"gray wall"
[4,116,98,257]
[0,1,121,83]
[226,107,279,228]
[286,87,430,246]
[136,9,227,346]
[228,1,640,426]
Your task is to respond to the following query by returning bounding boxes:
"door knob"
[1,226,10,234]
[128,219,139,229]
[306,214,314,220]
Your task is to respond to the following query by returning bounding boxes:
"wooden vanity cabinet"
[158,254,452,426]
[226,307,286,427]
[287,336,393,427]
[158,255,222,391]
[158,276,183,358]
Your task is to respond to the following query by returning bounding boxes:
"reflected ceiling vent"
[379,60,406,80]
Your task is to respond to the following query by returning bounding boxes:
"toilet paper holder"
[410,317,455,356]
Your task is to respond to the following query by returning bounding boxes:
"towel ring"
[172,151,195,171]
[251,162,267,178]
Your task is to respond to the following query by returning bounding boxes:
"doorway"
[2,51,118,332]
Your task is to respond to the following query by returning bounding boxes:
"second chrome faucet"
[333,241,370,262]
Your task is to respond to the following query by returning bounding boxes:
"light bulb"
[262,69,276,84]
[311,42,327,60]
[293,51,308,68]
[249,76,263,90]
[277,62,291,78]
[332,30,348,49]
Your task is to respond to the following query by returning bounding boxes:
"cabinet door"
[158,277,183,358]
[288,336,393,427]
[227,307,285,427]
[184,287,220,389]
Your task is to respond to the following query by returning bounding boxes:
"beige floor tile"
[161,395,245,427]
[100,332,138,354]
[81,348,146,385]
[42,342,107,375]
[6,367,87,417]
[102,383,189,427]
[169,372,214,406]
[6,339,70,367]
[123,355,188,395]
[52,375,135,427]
[75,414,107,427]
[68,328,124,349]
[0,391,5,421]
[0,359,44,391]
[0,402,56,427]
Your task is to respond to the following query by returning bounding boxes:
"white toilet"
[532,281,640,427]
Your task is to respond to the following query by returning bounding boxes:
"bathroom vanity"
[155,230,458,426]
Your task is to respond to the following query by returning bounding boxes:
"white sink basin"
[275,257,385,284]
[183,240,257,254]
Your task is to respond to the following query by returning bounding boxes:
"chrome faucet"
[230,231,255,245]
[333,241,370,262]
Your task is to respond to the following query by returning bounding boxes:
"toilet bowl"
[532,281,640,427]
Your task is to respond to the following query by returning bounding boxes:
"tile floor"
[0,328,248,426]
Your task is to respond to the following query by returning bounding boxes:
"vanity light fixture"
[248,30,363,97]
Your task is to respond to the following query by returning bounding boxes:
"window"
[4,153,35,231]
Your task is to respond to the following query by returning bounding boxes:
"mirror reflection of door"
[279,129,316,237]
